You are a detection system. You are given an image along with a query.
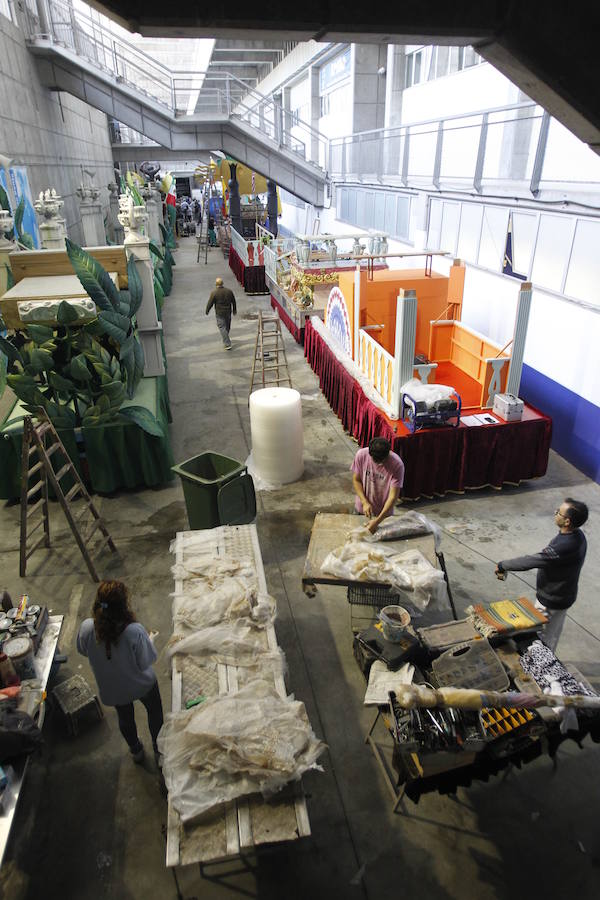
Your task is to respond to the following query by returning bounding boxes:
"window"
[457,204,483,263]
[0,0,12,21]
[478,207,509,271]
[405,49,424,88]
[531,213,574,292]
[319,94,330,117]
[337,187,411,241]
[440,202,460,255]
[564,219,600,304]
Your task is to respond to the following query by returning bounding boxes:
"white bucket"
[378,605,411,642]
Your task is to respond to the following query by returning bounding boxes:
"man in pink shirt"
[351,437,405,534]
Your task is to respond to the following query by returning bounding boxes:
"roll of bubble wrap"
[249,388,304,484]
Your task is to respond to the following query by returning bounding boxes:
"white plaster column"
[391,289,417,417]
[107,183,125,244]
[150,186,164,228]
[353,264,361,363]
[506,281,533,397]
[76,185,105,246]
[34,189,66,249]
[142,188,161,244]
[119,196,165,377]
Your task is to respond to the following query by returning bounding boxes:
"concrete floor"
[1,239,599,900]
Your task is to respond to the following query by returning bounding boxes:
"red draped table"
[304,319,552,500]
[228,245,245,286]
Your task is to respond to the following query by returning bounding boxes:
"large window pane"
[396,197,410,240]
[356,191,367,228]
[456,204,483,263]
[478,206,509,271]
[373,192,385,230]
[440,202,460,255]
[384,193,396,235]
[564,219,600,305]
[428,199,443,249]
[511,212,538,277]
[531,213,573,292]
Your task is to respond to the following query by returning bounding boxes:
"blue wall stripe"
[520,364,600,483]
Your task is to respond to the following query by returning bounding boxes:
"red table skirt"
[244,266,267,294]
[304,319,552,500]
[271,295,304,344]
[229,245,245,286]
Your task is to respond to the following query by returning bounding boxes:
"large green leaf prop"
[65,239,120,312]
[14,197,35,249]
[126,255,143,318]
[119,405,164,436]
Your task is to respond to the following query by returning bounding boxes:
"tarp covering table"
[0,375,174,499]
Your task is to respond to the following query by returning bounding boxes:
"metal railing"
[22,0,329,171]
[329,101,600,192]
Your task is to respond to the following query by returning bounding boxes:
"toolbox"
[492,392,524,422]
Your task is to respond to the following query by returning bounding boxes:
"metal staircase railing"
[22,0,329,172]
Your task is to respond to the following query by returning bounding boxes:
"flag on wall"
[502,212,526,280]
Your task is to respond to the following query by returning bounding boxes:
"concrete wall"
[0,10,114,246]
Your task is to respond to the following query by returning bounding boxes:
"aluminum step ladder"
[249,311,292,398]
[19,416,117,582]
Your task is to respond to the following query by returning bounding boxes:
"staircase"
[24,0,329,206]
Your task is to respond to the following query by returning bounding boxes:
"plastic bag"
[172,584,276,632]
[158,679,325,823]
[400,378,455,407]
[349,511,442,550]
[321,543,446,611]
[166,619,285,670]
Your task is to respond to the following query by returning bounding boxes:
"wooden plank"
[8,247,127,283]
[302,512,437,587]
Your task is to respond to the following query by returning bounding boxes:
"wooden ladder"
[19,416,117,582]
[249,311,293,398]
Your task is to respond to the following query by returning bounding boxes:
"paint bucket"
[378,605,411,642]
[3,635,35,680]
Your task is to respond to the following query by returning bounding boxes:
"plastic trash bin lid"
[217,473,256,525]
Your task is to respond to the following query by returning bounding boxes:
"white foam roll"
[249,387,304,484]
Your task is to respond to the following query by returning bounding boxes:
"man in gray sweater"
[206,277,237,349]
[495,497,588,652]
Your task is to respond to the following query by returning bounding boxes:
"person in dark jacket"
[206,277,237,349]
[495,498,588,651]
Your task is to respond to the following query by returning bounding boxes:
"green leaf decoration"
[97,394,110,414]
[125,334,145,399]
[0,335,23,366]
[26,324,55,345]
[65,239,120,312]
[57,300,80,325]
[14,197,24,237]
[0,352,6,398]
[70,353,92,381]
[149,240,164,260]
[102,380,126,405]
[154,277,164,309]
[83,319,105,337]
[29,347,54,372]
[109,356,120,378]
[126,172,144,207]
[119,332,134,361]
[119,406,164,436]
[119,332,134,396]
[0,184,10,214]
[126,256,143,318]
[98,309,130,344]
[19,233,35,250]
[49,372,76,393]
[3,264,14,289]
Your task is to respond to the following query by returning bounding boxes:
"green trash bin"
[172,451,256,530]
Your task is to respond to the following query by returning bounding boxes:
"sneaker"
[130,743,144,764]
[225,344,232,351]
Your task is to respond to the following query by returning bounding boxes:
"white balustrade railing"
[264,245,277,283]
[358,328,396,411]
[230,227,248,266]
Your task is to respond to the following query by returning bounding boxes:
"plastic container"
[172,451,256,530]
[378,605,411,642]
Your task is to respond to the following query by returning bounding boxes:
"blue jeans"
[115,680,163,753]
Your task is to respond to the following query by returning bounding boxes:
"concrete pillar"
[506,281,533,397]
[119,196,165,377]
[350,45,387,175]
[228,163,242,235]
[266,180,278,237]
[308,65,320,164]
[150,187,164,228]
[384,45,406,129]
[283,86,292,147]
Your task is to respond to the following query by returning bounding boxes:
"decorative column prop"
[505,281,533,397]
[118,194,165,377]
[107,183,124,244]
[33,189,66,250]
[150,185,164,228]
[353,264,361,363]
[0,210,17,297]
[141,186,161,244]
[391,289,417,417]
[266,180,278,237]
[75,184,105,246]
[228,163,242,235]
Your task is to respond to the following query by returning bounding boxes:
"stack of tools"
[389,691,484,754]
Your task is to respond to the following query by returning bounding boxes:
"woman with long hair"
[77,580,163,764]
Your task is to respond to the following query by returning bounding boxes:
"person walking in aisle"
[206,276,237,350]
[77,580,163,765]
[495,498,588,652]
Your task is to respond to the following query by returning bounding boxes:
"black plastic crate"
[346,584,402,607]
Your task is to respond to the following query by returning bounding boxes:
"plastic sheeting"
[172,584,276,632]
[166,619,284,670]
[400,378,455,407]
[158,679,325,823]
[321,543,447,611]
[349,511,442,550]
